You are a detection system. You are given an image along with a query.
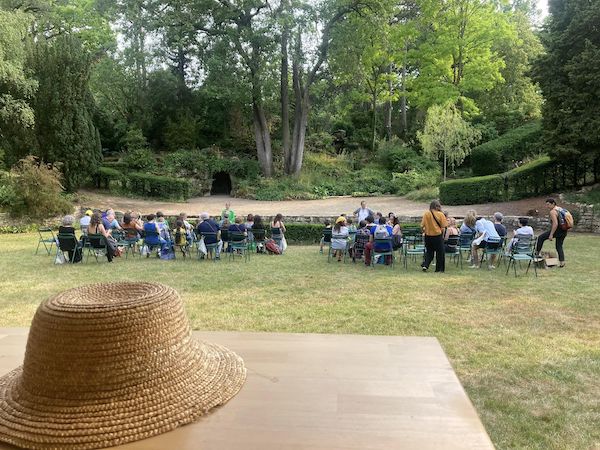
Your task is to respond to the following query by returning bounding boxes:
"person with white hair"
[58,215,83,263]
[493,212,507,237]
[195,212,222,259]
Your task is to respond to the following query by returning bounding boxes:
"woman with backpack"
[536,198,571,267]
[420,200,448,273]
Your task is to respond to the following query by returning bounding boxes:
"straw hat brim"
[0,340,246,450]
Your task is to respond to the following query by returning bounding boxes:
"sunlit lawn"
[1,232,599,449]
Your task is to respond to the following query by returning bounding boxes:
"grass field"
[1,232,599,449]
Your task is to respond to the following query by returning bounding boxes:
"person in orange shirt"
[420,200,449,272]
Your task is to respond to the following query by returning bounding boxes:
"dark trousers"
[423,234,445,272]
[536,230,567,262]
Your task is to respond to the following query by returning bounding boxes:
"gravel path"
[78,190,555,218]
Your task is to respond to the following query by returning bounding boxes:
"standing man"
[536,198,568,268]
[221,202,235,224]
[354,201,374,224]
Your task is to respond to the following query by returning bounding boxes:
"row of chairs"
[321,226,538,276]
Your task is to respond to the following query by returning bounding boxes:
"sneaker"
[469,264,479,269]
[489,265,496,269]
[421,265,427,272]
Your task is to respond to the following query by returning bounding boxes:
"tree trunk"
[371,89,377,151]
[385,64,393,141]
[290,82,309,176]
[400,45,407,136]
[443,150,447,181]
[280,6,291,173]
[252,96,273,177]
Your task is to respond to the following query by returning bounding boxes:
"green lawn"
[1,232,599,449]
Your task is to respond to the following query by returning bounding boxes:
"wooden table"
[0,329,494,450]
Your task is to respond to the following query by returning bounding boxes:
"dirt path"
[77,190,554,218]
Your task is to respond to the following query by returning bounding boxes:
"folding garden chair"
[329,233,351,263]
[228,232,249,262]
[221,228,230,253]
[321,228,332,256]
[140,229,162,258]
[480,236,505,269]
[402,233,424,269]
[86,233,109,263]
[457,232,474,268]
[56,233,81,264]
[506,236,537,277]
[371,237,394,269]
[121,228,140,259]
[198,232,220,261]
[36,227,56,255]
[251,229,266,253]
[352,232,370,263]
[445,235,460,266]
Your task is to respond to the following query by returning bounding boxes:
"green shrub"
[378,139,436,173]
[93,166,123,189]
[471,121,542,176]
[163,112,200,151]
[440,174,505,205]
[404,186,440,202]
[391,168,440,195]
[505,156,554,199]
[0,224,39,234]
[122,147,157,172]
[305,132,334,153]
[127,172,191,200]
[7,156,72,220]
[284,223,325,244]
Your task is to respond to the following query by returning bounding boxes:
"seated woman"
[444,217,459,241]
[58,215,83,263]
[121,212,143,240]
[391,216,403,250]
[460,209,477,235]
[353,220,371,261]
[142,214,168,257]
[331,217,349,262]
[270,213,287,252]
[89,212,120,262]
[507,217,535,253]
[228,217,247,239]
[244,214,254,241]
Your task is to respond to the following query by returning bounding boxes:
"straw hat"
[0,282,246,450]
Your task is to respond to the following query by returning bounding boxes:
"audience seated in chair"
[331,217,349,262]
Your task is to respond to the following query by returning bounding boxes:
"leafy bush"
[471,121,542,175]
[440,156,557,205]
[378,139,437,173]
[439,174,505,205]
[6,156,72,219]
[284,223,326,244]
[163,112,200,151]
[305,132,334,153]
[122,147,157,172]
[93,166,123,189]
[391,168,440,195]
[404,187,440,202]
[163,148,260,180]
[127,172,191,200]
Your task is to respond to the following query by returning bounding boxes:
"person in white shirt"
[506,217,535,253]
[353,201,374,223]
[79,209,93,234]
[471,217,501,269]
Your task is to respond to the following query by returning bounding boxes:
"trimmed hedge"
[471,121,542,176]
[284,223,324,244]
[94,166,123,189]
[127,173,191,200]
[440,156,561,205]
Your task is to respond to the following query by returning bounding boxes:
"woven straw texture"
[0,282,246,450]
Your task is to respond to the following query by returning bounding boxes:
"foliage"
[93,166,124,189]
[283,223,325,244]
[417,103,481,179]
[122,147,156,172]
[403,186,440,202]
[5,156,72,219]
[0,9,37,141]
[163,111,200,151]
[378,138,437,173]
[127,172,191,200]
[391,169,440,196]
[531,0,600,166]
[564,185,600,206]
[471,121,542,176]
[29,35,102,191]
[440,156,564,205]
[163,148,261,180]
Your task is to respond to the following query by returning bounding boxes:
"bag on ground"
[265,239,281,255]
[198,238,207,256]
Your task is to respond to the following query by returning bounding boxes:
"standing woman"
[271,213,287,252]
[420,200,448,272]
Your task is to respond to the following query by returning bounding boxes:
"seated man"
[364,217,393,266]
[471,216,501,269]
[352,220,371,261]
[493,212,507,237]
[102,209,121,231]
[196,212,223,258]
[507,217,535,253]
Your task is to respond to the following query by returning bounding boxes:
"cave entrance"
[210,171,232,195]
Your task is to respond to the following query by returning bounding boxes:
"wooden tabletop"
[0,329,494,450]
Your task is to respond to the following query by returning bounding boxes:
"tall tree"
[417,102,480,180]
[0,9,37,160]
[30,35,102,191]
[531,0,600,181]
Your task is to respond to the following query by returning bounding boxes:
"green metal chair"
[322,228,332,257]
[36,227,56,255]
[86,233,109,263]
[56,233,81,264]
[506,236,537,277]
[402,233,424,269]
[329,233,350,263]
[198,232,220,261]
[228,232,249,262]
[457,231,474,268]
[480,236,505,268]
[251,228,266,254]
[444,235,460,267]
[371,237,394,269]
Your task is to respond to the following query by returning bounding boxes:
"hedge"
[283,223,324,244]
[93,167,123,189]
[471,121,542,176]
[127,173,191,200]
[440,156,563,205]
